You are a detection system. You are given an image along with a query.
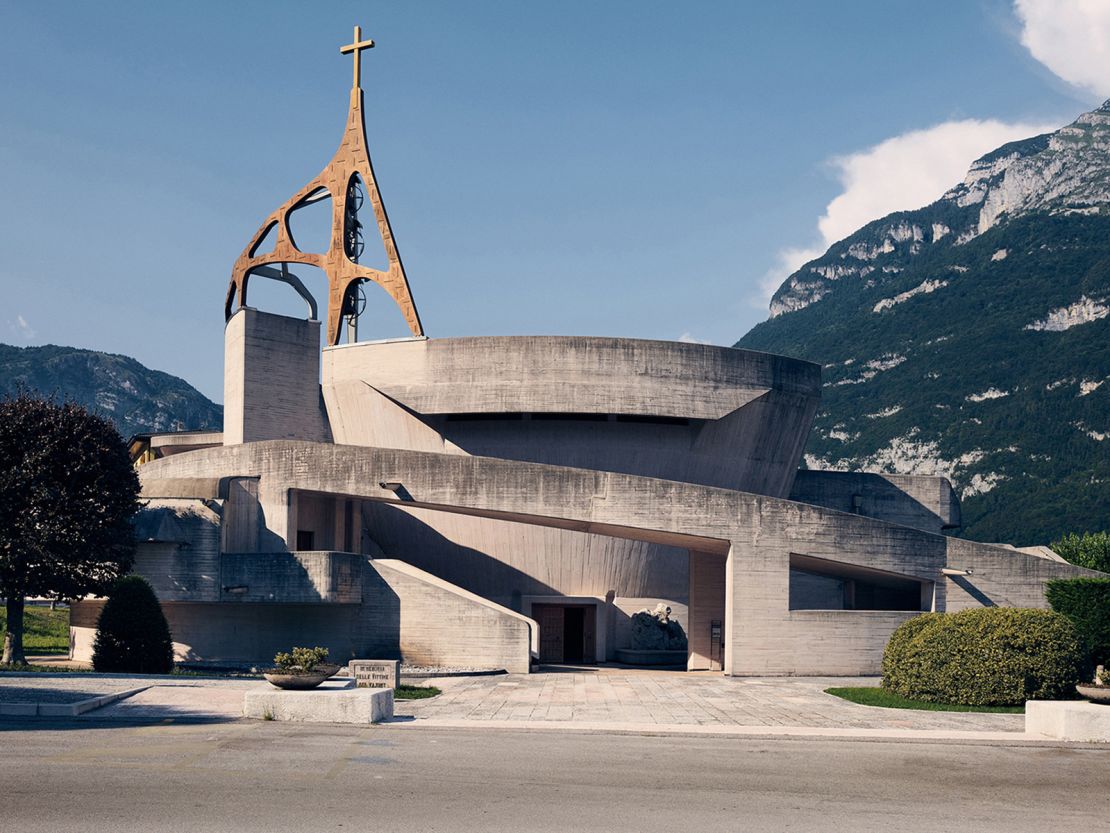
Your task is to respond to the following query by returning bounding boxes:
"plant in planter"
[1074,664,1110,704]
[263,646,340,690]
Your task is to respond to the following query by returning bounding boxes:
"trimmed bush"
[1045,577,1110,667]
[880,612,940,679]
[881,608,1083,706]
[92,575,174,674]
[273,646,329,672]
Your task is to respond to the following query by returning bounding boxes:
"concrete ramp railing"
[370,558,538,673]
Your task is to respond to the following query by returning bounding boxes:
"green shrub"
[273,646,329,672]
[881,608,1083,706]
[1051,531,1110,573]
[1045,578,1110,667]
[880,612,940,679]
[92,575,174,674]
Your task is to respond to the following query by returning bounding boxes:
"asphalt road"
[0,719,1107,833]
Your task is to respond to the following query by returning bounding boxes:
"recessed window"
[296,530,315,551]
[789,553,929,612]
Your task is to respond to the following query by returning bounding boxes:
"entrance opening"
[563,607,585,663]
[533,603,597,664]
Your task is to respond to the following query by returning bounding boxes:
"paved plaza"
[395,666,1024,736]
[0,667,1026,738]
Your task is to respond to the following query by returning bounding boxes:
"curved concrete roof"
[322,335,821,420]
[140,441,1100,675]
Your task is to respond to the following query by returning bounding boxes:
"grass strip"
[395,684,441,700]
[825,686,1025,713]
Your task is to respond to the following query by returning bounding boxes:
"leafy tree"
[0,392,140,664]
[1051,531,1110,574]
[92,575,174,674]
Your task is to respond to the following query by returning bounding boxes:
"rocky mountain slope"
[0,343,221,440]
[737,102,1110,545]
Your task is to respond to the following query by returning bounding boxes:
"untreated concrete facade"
[70,29,1105,675]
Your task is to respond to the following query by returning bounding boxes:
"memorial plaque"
[349,659,400,689]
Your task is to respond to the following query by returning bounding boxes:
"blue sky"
[1,1,1107,401]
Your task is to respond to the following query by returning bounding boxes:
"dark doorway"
[563,607,585,663]
[534,604,597,664]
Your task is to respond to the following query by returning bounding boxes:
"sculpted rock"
[630,604,687,651]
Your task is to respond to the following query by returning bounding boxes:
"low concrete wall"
[70,599,362,666]
[219,551,362,603]
[243,679,393,724]
[943,537,1104,610]
[368,559,536,674]
[1027,700,1110,742]
[72,554,535,671]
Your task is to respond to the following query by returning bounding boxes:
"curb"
[0,686,150,718]
[379,716,1096,747]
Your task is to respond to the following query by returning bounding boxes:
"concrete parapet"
[220,551,362,604]
[243,679,393,724]
[133,440,1105,676]
[1026,700,1110,742]
[789,469,960,533]
[369,558,536,673]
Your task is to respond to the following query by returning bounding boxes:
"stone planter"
[1076,684,1110,704]
[614,648,687,666]
[263,663,341,690]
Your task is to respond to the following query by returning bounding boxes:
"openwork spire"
[224,26,423,345]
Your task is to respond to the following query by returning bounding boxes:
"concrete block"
[1026,700,1110,742]
[243,679,394,724]
[349,660,400,689]
[0,703,37,716]
[37,703,79,717]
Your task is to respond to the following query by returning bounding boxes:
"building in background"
[70,29,1101,675]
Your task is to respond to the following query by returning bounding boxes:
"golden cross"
[340,25,375,88]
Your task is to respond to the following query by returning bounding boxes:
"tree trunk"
[3,595,26,665]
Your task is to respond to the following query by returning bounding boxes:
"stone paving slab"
[0,682,126,704]
[91,683,255,722]
[393,669,1025,733]
[0,675,256,721]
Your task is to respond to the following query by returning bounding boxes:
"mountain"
[737,102,1110,546]
[0,343,222,439]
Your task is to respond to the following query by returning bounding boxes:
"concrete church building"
[71,31,1098,676]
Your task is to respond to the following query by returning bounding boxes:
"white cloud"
[677,331,712,345]
[8,314,36,340]
[753,118,1056,311]
[1015,0,1110,96]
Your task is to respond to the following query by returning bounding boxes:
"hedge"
[1045,577,1110,667]
[881,608,1083,706]
[92,575,174,674]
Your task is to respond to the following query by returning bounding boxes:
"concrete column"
[255,482,295,552]
[223,307,331,445]
[687,550,726,671]
[724,544,734,675]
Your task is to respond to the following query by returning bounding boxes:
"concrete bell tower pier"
[223,307,331,445]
